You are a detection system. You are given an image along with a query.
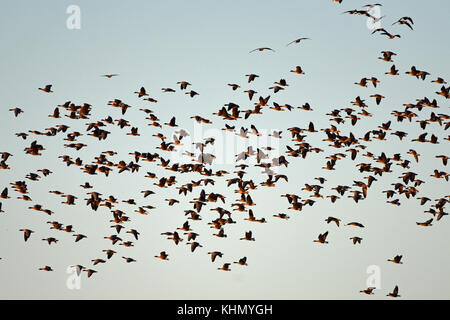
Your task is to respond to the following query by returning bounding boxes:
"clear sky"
[0,0,449,299]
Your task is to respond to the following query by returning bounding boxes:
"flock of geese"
[1,1,449,299]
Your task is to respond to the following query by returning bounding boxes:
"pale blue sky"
[0,0,449,299]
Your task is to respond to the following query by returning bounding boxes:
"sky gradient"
[0,0,449,299]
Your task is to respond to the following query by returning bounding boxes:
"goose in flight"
[167,231,183,245]
[0,152,12,161]
[436,85,450,98]
[126,229,140,240]
[363,3,383,9]
[286,37,310,46]
[208,251,223,262]
[360,287,375,295]
[48,107,61,119]
[71,265,85,276]
[104,235,122,245]
[249,47,275,53]
[1,188,10,199]
[101,74,119,78]
[91,259,106,266]
[385,64,399,76]
[313,231,329,244]
[228,84,240,91]
[325,217,341,227]
[19,229,34,242]
[388,255,403,264]
[84,269,97,278]
[234,257,248,266]
[184,231,199,241]
[350,237,362,244]
[213,228,227,238]
[218,263,231,271]
[73,234,87,242]
[372,28,401,39]
[342,9,370,15]
[370,94,385,105]
[435,155,448,166]
[243,89,257,101]
[393,17,414,30]
[186,241,203,252]
[378,51,397,62]
[273,213,289,220]
[38,85,53,93]
[416,218,433,227]
[431,77,447,84]
[177,81,191,90]
[134,87,148,98]
[102,249,116,259]
[155,251,169,260]
[346,222,364,228]
[268,85,284,93]
[407,149,421,163]
[240,231,255,241]
[369,77,380,87]
[186,90,199,98]
[165,117,178,127]
[290,66,305,75]
[39,266,53,272]
[355,78,368,87]
[9,107,24,117]
[245,74,259,83]
[177,221,191,232]
[387,285,401,298]
[42,237,59,245]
